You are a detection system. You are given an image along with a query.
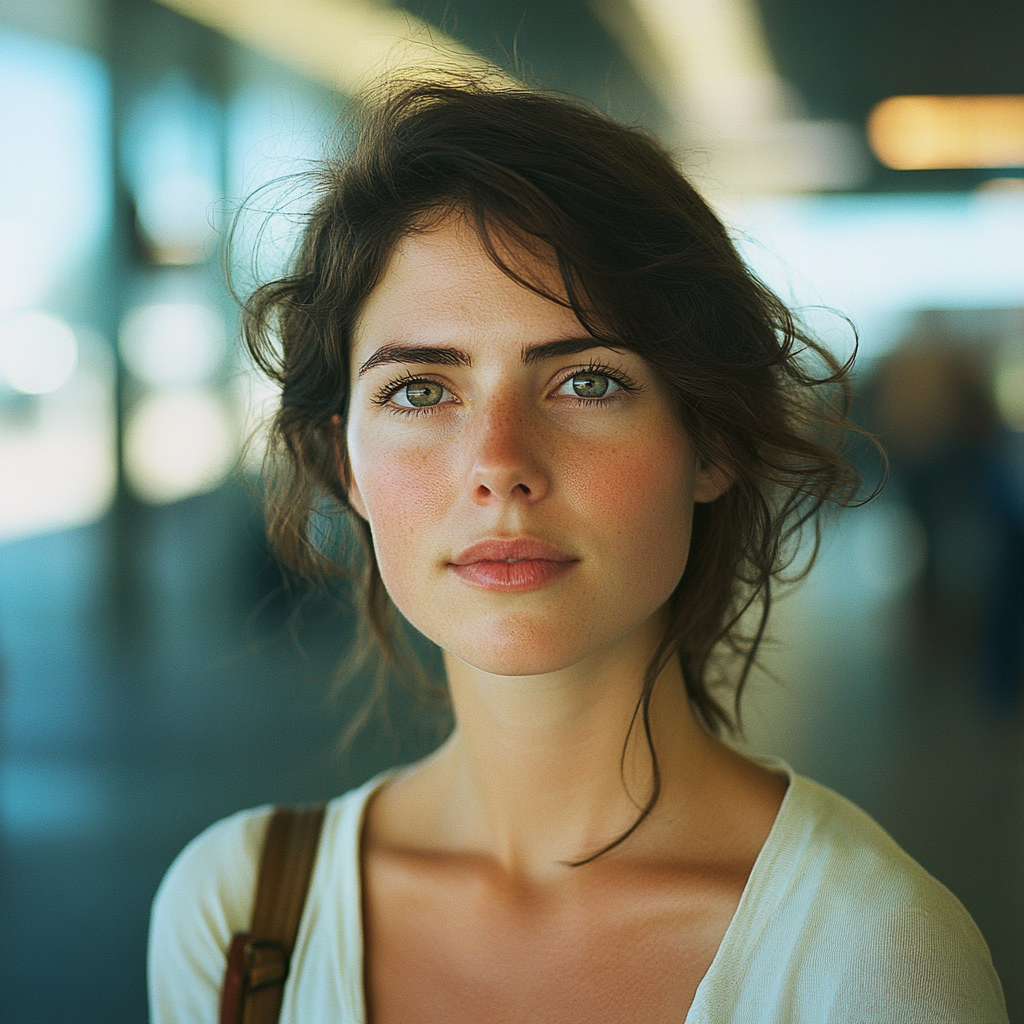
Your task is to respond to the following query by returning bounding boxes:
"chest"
[361,854,744,1024]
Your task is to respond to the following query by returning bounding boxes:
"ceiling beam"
[152,0,494,95]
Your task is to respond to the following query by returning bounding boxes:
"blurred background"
[0,0,1021,1020]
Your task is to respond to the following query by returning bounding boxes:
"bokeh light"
[123,387,236,504]
[0,309,79,394]
[119,301,225,386]
[121,71,221,265]
[135,171,221,265]
[0,30,109,311]
[0,328,116,543]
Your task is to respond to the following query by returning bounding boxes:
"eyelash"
[555,361,641,405]
[371,374,451,415]
[371,361,642,414]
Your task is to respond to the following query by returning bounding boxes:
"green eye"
[570,372,611,398]
[395,380,446,408]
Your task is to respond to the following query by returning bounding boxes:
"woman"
[149,76,1008,1023]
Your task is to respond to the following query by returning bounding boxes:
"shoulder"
[697,772,1008,1023]
[775,775,1006,1021]
[147,780,378,1024]
[784,775,984,936]
[148,804,275,1023]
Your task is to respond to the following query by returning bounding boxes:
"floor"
[1,482,1020,1022]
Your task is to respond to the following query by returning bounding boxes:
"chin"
[453,646,586,678]
[434,613,613,678]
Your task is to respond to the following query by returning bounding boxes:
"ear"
[331,414,368,520]
[693,457,733,504]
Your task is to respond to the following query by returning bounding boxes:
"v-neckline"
[345,761,797,1024]
[681,759,797,1021]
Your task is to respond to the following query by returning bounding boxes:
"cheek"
[347,430,454,592]
[568,432,696,578]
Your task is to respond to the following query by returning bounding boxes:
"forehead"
[351,215,582,358]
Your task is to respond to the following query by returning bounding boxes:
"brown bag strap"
[220,804,326,1024]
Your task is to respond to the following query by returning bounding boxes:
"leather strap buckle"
[244,940,289,992]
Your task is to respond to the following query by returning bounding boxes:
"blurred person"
[148,76,1008,1023]
[869,327,1024,708]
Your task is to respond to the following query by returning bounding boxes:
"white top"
[148,765,1009,1023]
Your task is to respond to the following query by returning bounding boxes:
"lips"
[449,538,578,591]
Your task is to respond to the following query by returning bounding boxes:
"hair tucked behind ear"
[238,70,880,856]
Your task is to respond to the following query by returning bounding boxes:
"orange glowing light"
[867,95,1024,170]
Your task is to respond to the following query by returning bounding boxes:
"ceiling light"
[868,95,1024,170]
[153,0,490,94]
[592,0,867,194]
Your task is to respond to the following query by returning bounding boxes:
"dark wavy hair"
[240,73,867,856]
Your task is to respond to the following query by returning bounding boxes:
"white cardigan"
[148,764,1008,1023]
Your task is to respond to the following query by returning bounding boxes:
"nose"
[466,401,550,506]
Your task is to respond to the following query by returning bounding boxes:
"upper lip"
[451,538,577,565]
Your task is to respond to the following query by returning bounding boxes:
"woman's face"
[346,215,725,676]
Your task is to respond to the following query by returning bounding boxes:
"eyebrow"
[522,337,622,365]
[358,345,470,375]
[358,337,620,376]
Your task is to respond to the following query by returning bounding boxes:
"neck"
[426,621,719,877]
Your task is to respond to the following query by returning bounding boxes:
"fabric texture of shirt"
[148,764,1009,1023]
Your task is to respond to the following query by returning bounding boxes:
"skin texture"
[344,215,788,1023]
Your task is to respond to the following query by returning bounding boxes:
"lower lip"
[449,559,576,592]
